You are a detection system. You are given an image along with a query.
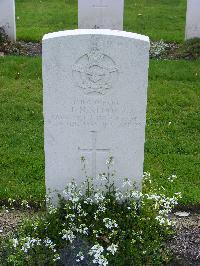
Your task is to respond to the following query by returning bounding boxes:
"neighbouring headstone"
[43,29,149,203]
[185,0,200,40]
[0,0,16,41]
[78,0,124,30]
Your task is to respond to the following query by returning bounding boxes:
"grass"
[0,56,199,206]
[16,0,187,42]
[0,56,44,203]
[146,60,200,206]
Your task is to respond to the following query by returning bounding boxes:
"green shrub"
[0,158,181,265]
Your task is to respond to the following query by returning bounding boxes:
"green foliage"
[15,0,186,42]
[0,171,179,265]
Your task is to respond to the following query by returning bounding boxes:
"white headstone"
[78,0,124,30]
[185,0,200,40]
[0,0,16,41]
[43,29,149,203]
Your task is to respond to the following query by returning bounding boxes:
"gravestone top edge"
[42,29,149,43]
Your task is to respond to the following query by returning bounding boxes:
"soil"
[168,213,200,266]
[0,27,41,56]
[0,210,36,238]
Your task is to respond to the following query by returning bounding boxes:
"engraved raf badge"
[72,37,119,95]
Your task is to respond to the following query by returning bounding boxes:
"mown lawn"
[16,0,187,42]
[0,56,199,206]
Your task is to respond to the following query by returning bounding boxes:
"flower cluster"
[9,236,60,263]
[2,158,181,265]
[150,40,171,58]
[103,218,118,230]
[89,244,108,265]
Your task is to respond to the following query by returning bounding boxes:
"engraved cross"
[78,131,110,177]
[92,0,109,29]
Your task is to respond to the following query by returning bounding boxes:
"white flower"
[53,254,60,262]
[84,197,94,204]
[93,256,108,266]
[61,229,76,243]
[89,244,104,255]
[65,214,75,221]
[62,181,80,203]
[155,215,174,227]
[107,243,118,255]
[146,194,160,201]
[71,196,80,204]
[76,203,83,213]
[12,238,18,248]
[21,237,41,253]
[47,204,58,214]
[103,218,118,229]
[76,251,84,262]
[76,224,88,235]
[122,178,132,187]
[89,244,108,266]
[21,200,30,209]
[98,173,107,181]
[44,238,56,250]
[130,191,142,200]
[44,238,52,246]
[94,192,105,202]
[168,174,177,182]
[143,172,151,179]
[97,204,106,213]
[159,209,168,215]
[143,171,152,184]
[115,190,124,200]
[155,216,165,225]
